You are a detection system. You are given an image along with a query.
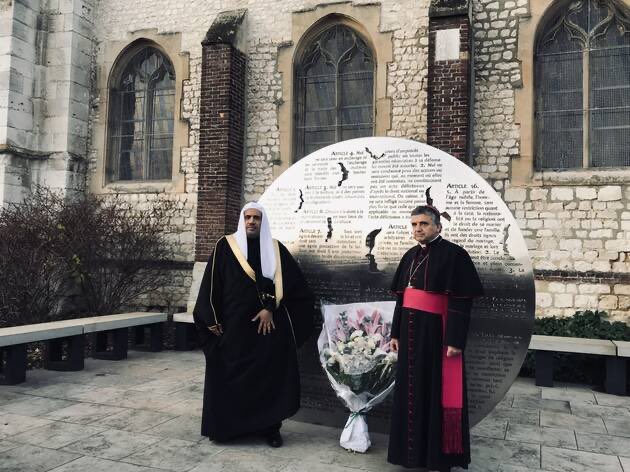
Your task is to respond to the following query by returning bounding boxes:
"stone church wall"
[87,0,433,310]
[76,0,630,320]
[1,0,627,322]
[471,0,630,320]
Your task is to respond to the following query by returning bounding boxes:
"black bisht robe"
[388,236,483,470]
[193,236,314,441]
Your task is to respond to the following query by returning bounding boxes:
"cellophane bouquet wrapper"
[318,301,397,452]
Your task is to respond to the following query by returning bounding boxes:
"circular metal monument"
[260,137,535,426]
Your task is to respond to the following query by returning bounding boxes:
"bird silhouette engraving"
[502,223,511,255]
[365,147,385,161]
[294,189,304,213]
[337,162,349,187]
[365,228,382,256]
[365,228,382,273]
[325,217,333,242]
[425,186,451,222]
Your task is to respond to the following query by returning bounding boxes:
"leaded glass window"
[107,47,175,181]
[295,25,375,160]
[536,0,630,169]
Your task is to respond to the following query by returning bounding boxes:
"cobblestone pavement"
[0,350,629,471]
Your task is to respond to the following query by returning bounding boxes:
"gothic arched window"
[107,46,175,181]
[294,24,375,160]
[535,0,630,169]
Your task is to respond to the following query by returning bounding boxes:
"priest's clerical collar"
[419,234,442,249]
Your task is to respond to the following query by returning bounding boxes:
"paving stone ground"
[0,350,629,472]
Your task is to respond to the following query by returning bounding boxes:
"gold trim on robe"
[209,236,224,326]
[225,234,284,309]
[226,234,256,281]
[273,240,283,308]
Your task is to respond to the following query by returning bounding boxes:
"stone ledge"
[81,312,168,333]
[0,312,168,346]
[202,9,247,47]
[0,322,84,347]
[173,312,193,323]
[429,0,469,17]
[613,340,630,357]
[535,269,630,284]
[530,335,616,356]
[531,168,630,186]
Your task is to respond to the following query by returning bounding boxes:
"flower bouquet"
[318,301,397,452]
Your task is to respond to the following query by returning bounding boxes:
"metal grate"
[589,46,630,167]
[295,25,374,160]
[107,47,175,182]
[535,0,630,169]
[536,52,584,169]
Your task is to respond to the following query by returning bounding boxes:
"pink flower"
[362,309,383,336]
[347,315,361,331]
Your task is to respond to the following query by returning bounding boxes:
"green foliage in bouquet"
[325,354,396,395]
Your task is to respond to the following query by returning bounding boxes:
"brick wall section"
[427,16,470,160]
[195,43,246,262]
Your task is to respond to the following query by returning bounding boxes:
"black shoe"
[266,431,283,448]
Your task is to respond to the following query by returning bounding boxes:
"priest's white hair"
[233,202,276,280]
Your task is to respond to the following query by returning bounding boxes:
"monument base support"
[93,328,128,360]
[605,357,626,396]
[175,323,196,351]
[0,344,27,385]
[45,335,85,371]
[535,351,554,387]
[132,324,163,352]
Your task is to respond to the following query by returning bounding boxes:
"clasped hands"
[252,308,275,335]
[207,309,275,337]
[390,338,462,357]
[208,324,223,336]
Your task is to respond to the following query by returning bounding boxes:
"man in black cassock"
[193,202,314,448]
[388,205,483,471]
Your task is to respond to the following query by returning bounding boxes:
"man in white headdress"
[193,202,314,448]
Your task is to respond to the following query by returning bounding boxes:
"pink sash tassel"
[402,288,464,455]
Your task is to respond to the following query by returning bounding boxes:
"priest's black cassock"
[388,235,483,471]
[193,235,314,441]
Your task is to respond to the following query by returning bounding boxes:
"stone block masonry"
[0,0,94,206]
[387,28,429,143]
[243,41,282,202]
[471,0,523,189]
[505,184,630,321]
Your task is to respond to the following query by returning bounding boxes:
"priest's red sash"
[402,287,464,454]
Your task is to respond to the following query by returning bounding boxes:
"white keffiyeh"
[233,202,276,280]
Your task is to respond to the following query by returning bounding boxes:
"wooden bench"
[173,312,196,351]
[529,335,625,395]
[0,312,167,385]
